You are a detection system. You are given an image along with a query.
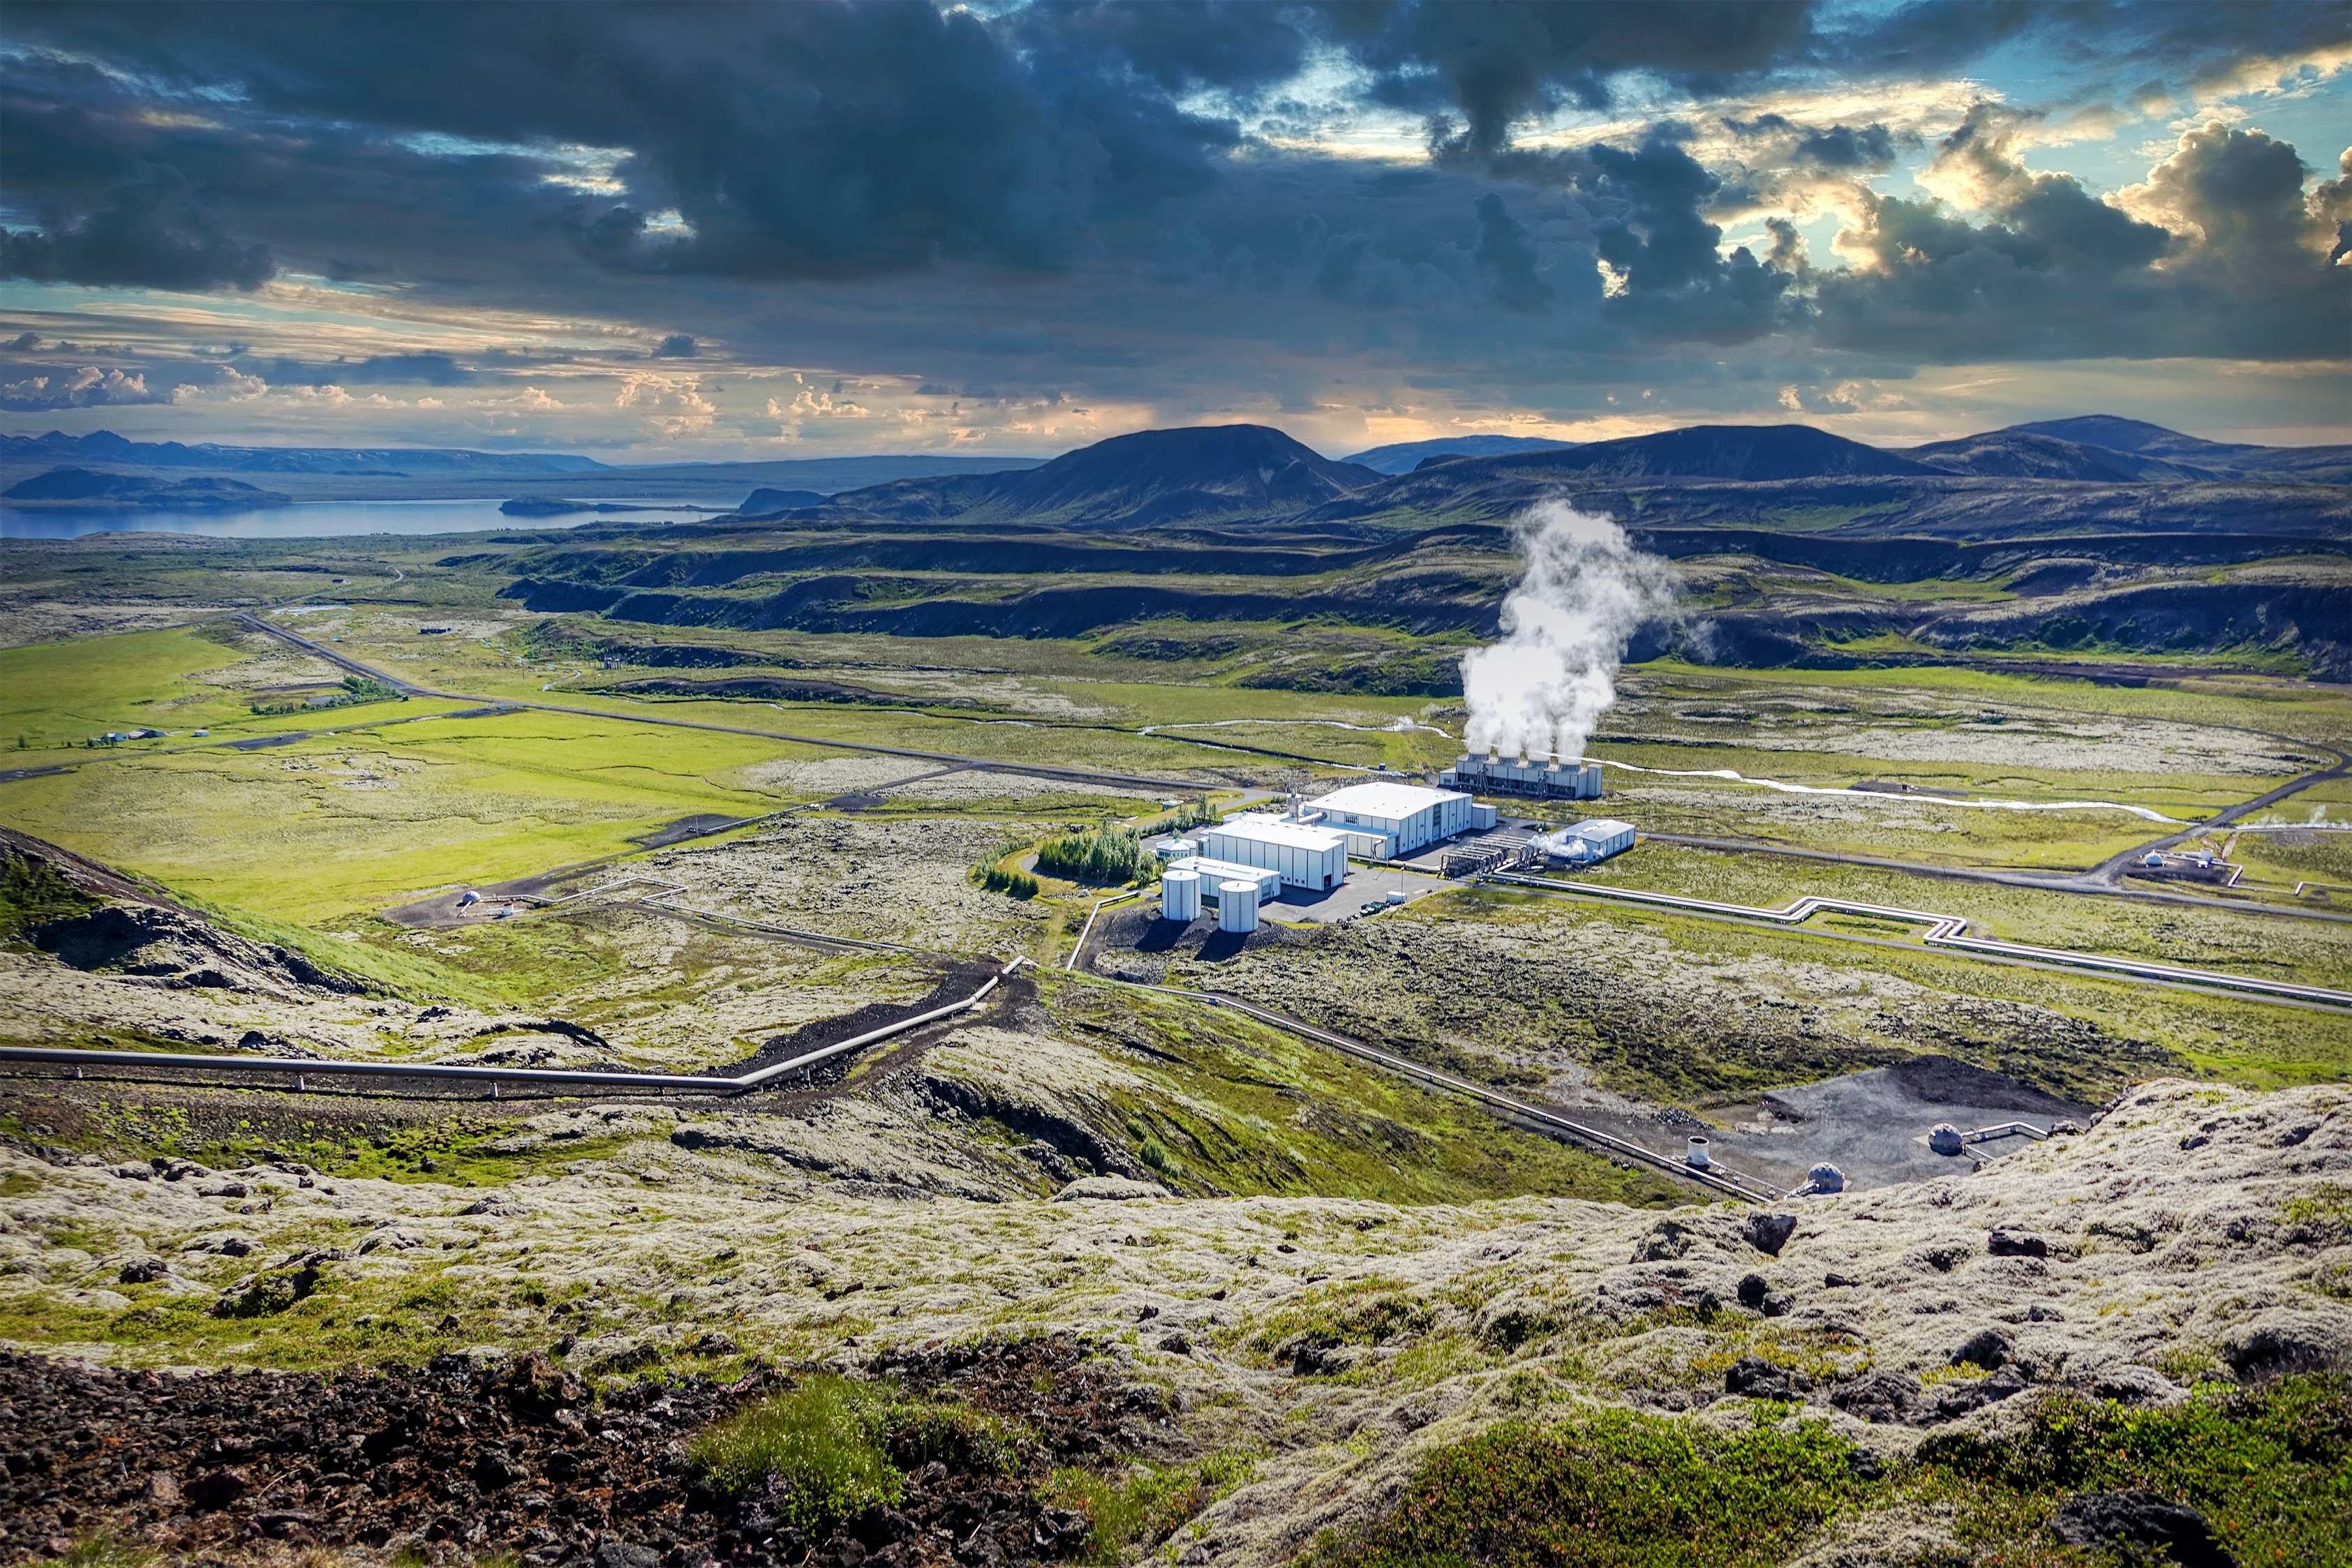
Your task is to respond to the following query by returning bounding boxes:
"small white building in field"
[1194,815,1349,891]
[1562,819,1637,860]
[1302,782,1473,858]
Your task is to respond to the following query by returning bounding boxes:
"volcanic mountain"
[825,424,1383,529]
[1343,434,1580,474]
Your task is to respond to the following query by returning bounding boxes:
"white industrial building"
[1162,854,1279,902]
[1195,815,1349,891]
[1441,754,1604,800]
[1301,782,1476,858]
[1554,818,1637,862]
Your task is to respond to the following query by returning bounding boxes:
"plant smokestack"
[1460,500,1681,763]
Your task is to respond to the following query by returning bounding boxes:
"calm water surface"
[0,498,719,539]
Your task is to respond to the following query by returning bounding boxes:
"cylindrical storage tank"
[1161,868,1201,921]
[1218,880,1259,933]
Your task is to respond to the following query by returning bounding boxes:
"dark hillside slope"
[1900,431,2222,481]
[0,428,604,476]
[2007,416,2352,483]
[1344,435,1577,473]
[1508,424,1934,482]
[824,424,1381,528]
[1,466,292,509]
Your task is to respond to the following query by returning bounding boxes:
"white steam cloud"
[1460,501,1682,762]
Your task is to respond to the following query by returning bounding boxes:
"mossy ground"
[1307,1377,2352,1568]
[1038,977,1692,1209]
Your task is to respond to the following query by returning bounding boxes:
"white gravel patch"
[744,755,940,794]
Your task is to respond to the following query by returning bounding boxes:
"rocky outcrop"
[32,904,362,999]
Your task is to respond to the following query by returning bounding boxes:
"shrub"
[0,853,96,940]
[1048,1451,1258,1565]
[1918,1372,2352,1565]
[1034,826,1147,885]
[1305,1408,1864,1568]
[688,1377,1020,1532]
[688,1376,906,1527]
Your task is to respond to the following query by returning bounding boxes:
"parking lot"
[1267,861,1457,923]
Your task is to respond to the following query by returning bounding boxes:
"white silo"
[1218,879,1260,933]
[1161,867,1202,921]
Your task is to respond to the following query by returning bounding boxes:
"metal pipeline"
[0,957,1029,1097]
[1124,980,1782,1204]
[1481,871,2351,1008]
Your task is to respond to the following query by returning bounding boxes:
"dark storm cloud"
[1815,112,2344,361]
[234,353,478,387]
[0,163,273,291]
[1332,1,1818,158]
[8,0,1246,281]
[0,0,2343,444]
[1795,124,1900,171]
[1822,1,2351,85]
[1473,193,1551,312]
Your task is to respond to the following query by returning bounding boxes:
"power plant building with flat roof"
[1441,754,1604,800]
[1194,816,1348,891]
[1302,782,1474,858]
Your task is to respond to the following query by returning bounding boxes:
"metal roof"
[1206,814,1348,851]
[1165,855,1281,885]
[1306,782,1467,821]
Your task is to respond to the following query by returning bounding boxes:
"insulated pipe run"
[1481,872,2352,1007]
[1068,888,1145,972]
[0,957,1029,1098]
[1125,980,1782,1204]
[1962,1121,2048,1144]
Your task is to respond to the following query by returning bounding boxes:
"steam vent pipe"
[1685,1135,1712,1168]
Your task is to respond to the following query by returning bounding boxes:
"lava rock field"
[0,1336,1149,1567]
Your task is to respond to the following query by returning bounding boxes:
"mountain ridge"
[826,423,1383,529]
[1343,434,1579,473]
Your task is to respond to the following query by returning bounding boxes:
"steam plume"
[1460,500,1681,762]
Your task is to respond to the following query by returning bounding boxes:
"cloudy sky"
[2,0,2347,462]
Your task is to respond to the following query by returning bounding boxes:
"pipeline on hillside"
[0,957,1027,1097]
[1480,871,2352,1008]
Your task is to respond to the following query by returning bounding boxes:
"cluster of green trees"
[970,860,1040,899]
[1159,798,1222,832]
[1034,825,1147,884]
[250,674,404,717]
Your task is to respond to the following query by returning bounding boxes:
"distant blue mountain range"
[0,428,606,476]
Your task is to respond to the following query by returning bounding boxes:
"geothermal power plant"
[1154,772,1630,932]
[1440,752,1605,800]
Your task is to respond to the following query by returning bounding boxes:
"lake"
[0,497,724,540]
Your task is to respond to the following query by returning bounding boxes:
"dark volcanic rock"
[1987,1228,2049,1258]
[1829,1370,1921,1425]
[1724,1356,1808,1401]
[2050,1490,2237,1568]
[0,1337,1134,1565]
